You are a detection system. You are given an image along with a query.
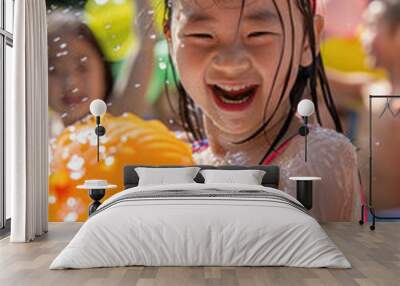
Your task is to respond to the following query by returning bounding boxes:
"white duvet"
[50,183,350,269]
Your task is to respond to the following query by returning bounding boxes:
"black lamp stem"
[304,116,308,162]
[96,116,100,162]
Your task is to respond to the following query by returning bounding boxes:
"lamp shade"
[90,99,107,116]
[297,99,315,117]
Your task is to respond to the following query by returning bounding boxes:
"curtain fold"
[8,0,48,242]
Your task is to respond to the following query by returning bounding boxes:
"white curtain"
[8,0,48,242]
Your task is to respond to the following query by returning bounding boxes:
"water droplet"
[80,56,88,62]
[168,119,174,124]
[49,195,56,204]
[70,171,84,181]
[134,83,141,88]
[62,7,71,14]
[49,65,55,72]
[180,43,185,48]
[105,156,115,166]
[375,142,381,146]
[165,80,170,85]
[107,102,113,106]
[113,45,121,52]
[61,112,68,118]
[74,11,82,17]
[67,155,85,171]
[159,62,167,70]
[56,51,69,57]
[105,23,112,30]
[150,34,157,40]
[81,97,89,102]
[60,43,67,49]
[147,10,154,15]
[53,36,61,43]
[67,197,77,208]
[64,212,78,222]
[72,88,79,94]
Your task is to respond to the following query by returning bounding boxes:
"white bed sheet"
[50,183,350,269]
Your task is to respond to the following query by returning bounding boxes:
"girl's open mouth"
[210,84,258,111]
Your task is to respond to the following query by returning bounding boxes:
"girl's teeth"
[217,84,249,92]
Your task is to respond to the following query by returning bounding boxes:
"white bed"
[50,182,350,269]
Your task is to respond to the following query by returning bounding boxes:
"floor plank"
[0,222,399,286]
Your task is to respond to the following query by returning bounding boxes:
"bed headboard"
[123,165,280,189]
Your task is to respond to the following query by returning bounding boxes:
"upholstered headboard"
[123,165,280,189]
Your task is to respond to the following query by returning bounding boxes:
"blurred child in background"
[47,10,114,137]
[47,0,155,138]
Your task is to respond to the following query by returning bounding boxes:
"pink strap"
[263,135,297,165]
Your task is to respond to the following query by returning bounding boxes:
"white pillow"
[200,169,266,185]
[135,167,201,186]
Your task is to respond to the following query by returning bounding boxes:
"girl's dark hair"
[380,0,400,29]
[47,10,114,102]
[163,0,343,164]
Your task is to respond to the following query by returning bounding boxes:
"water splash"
[67,154,85,171]
[113,45,121,52]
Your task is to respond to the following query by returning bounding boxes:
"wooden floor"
[0,222,399,286]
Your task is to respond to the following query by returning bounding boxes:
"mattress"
[50,183,350,269]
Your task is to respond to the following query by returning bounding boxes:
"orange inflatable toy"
[49,113,194,222]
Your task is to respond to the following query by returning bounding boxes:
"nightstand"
[289,177,321,210]
[77,180,117,215]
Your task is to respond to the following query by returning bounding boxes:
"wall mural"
[47,0,400,222]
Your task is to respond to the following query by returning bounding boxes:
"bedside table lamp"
[90,99,107,162]
[297,99,315,162]
[291,99,320,210]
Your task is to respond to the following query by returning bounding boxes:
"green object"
[146,39,178,104]
[110,60,127,81]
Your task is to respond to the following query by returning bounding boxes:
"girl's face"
[48,33,106,125]
[167,0,316,137]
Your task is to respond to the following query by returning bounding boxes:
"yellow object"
[84,0,164,62]
[49,113,194,222]
[321,37,386,79]
[85,0,135,61]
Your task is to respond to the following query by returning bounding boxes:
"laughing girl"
[163,0,360,222]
